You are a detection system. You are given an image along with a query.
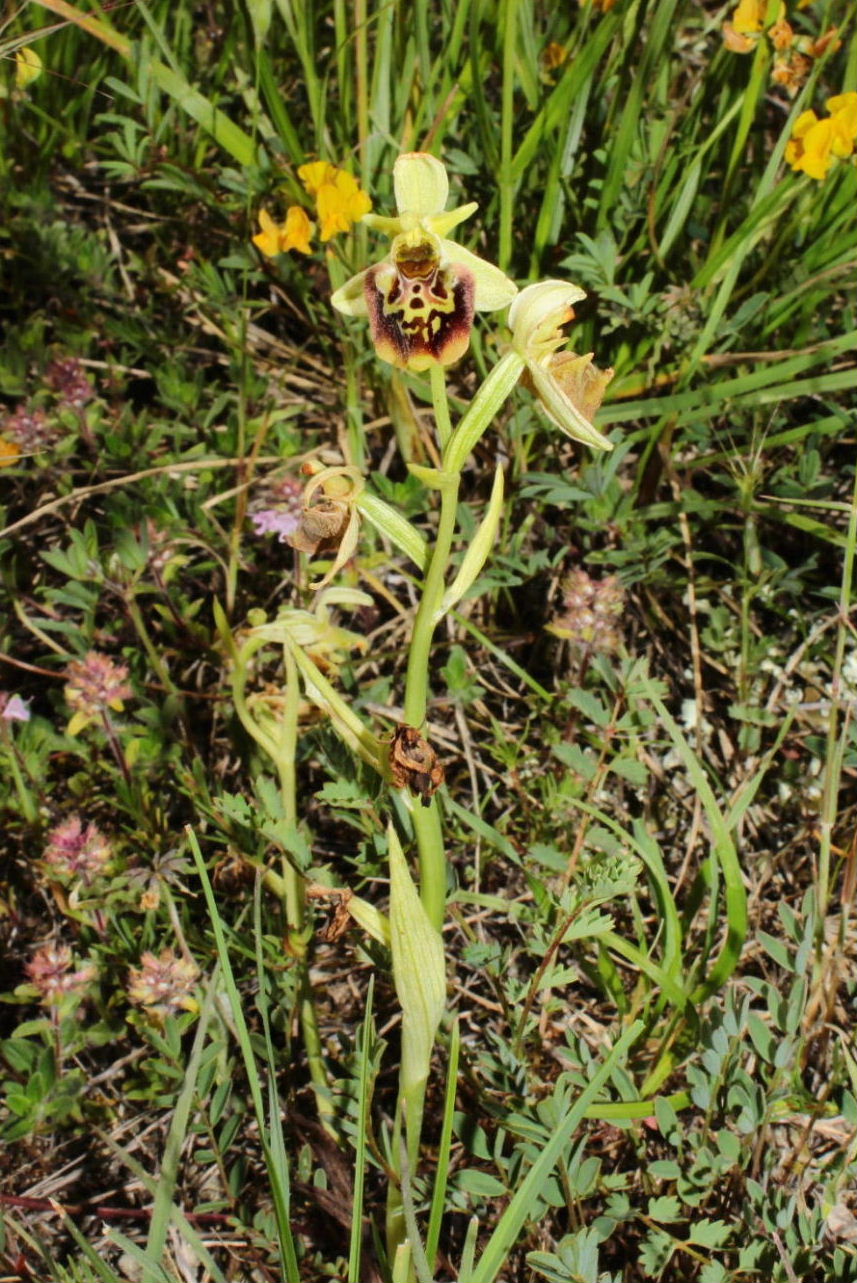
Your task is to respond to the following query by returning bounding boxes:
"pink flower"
[64,651,133,734]
[547,569,625,654]
[42,816,112,884]
[251,507,302,541]
[128,948,200,1018]
[0,692,31,722]
[249,474,303,543]
[1,403,59,454]
[25,943,97,1005]
[45,357,95,409]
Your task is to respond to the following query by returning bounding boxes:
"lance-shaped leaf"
[440,463,504,619]
[357,491,428,571]
[388,825,446,1163]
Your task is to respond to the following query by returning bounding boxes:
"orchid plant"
[229,150,615,1280]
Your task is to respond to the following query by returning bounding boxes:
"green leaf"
[441,463,504,614]
[359,489,428,571]
[388,824,446,1161]
[689,1219,731,1248]
[757,930,793,972]
[609,757,647,786]
[455,1169,508,1197]
[648,1195,683,1223]
[746,1013,774,1063]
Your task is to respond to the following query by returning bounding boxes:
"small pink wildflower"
[127,948,200,1018]
[251,508,302,541]
[548,569,625,654]
[0,691,31,722]
[45,357,95,409]
[43,816,112,885]
[1,403,59,454]
[250,474,303,543]
[25,943,97,1005]
[64,651,133,734]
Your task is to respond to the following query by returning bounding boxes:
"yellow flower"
[786,94,857,179]
[827,92,857,159]
[509,281,614,451]
[722,23,756,52]
[0,436,21,468]
[723,0,789,51]
[316,170,373,240]
[297,161,372,240]
[768,16,794,50]
[252,206,315,257]
[732,0,765,35]
[785,110,833,178]
[332,152,516,372]
[297,161,338,195]
[541,42,568,72]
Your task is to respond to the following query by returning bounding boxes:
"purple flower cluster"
[249,474,303,543]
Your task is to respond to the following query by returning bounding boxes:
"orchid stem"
[403,474,459,932]
[430,365,453,451]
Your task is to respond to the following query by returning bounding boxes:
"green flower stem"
[403,354,523,929]
[430,365,453,451]
[403,475,460,932]
[329,255,366,470]
[278,644,303,930]
[125,595,180,697]
[286,640,383,769]
[409,803,446,934]
[279,647,333,1127]
[403,477,460,729]
[444,351,524,475]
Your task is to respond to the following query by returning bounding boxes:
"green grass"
[2,0,857,1279]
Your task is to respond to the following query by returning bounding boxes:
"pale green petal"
[528,360,613,450]
[362,213,403,237]
[331,268,369,316]
[509,280,587,349]
[440,240,518,311]
[393,151,449,216]
[426,201,478,237]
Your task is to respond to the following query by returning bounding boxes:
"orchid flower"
[288,464,365,590]
[331,152,517,372]
[509,281,614,451]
